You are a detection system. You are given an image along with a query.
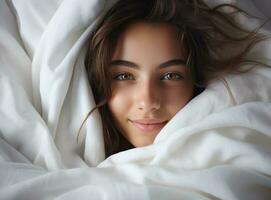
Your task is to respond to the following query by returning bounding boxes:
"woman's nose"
[135,80,161,112]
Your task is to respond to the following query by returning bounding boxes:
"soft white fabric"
[0,0,271,199]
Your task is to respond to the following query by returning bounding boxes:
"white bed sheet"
[0,0,271,199]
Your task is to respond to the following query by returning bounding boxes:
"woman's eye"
[161,72,183,81]
[114,73,134,81]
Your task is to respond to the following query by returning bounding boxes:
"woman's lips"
[129,119,168,132]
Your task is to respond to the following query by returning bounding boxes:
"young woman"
[82,0,268,158]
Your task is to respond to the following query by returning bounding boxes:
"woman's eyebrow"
[109,59,186,69]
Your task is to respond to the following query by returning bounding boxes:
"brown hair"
[80,0,269,158]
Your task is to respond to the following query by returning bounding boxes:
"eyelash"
[114,73,134,81]
[161,72,184,81]
[113,72,184,81]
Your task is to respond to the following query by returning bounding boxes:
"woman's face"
[108,22,194,148]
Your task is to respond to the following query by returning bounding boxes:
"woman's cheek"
[109,85,132,113]
[163,86,193,113]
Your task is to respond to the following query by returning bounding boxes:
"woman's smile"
[129,119,168,132]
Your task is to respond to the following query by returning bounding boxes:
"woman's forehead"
[112,21,187,62]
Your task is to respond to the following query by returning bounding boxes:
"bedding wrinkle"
[220,77,237,106]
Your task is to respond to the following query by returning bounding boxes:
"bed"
[0,0,271,199]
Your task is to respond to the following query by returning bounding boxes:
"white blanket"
[0,0,271,199]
